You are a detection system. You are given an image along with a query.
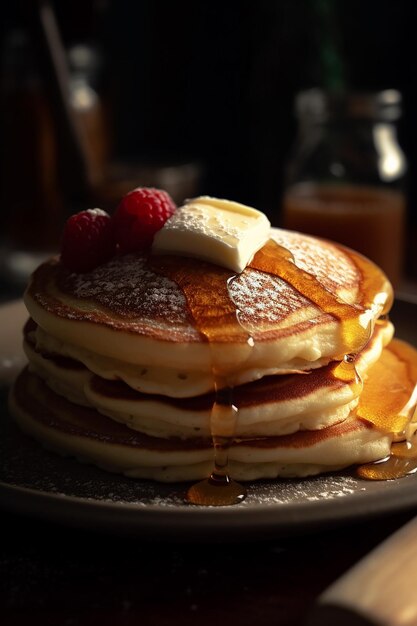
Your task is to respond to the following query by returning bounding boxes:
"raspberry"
[113,187,176,254]
[61,209,115,272]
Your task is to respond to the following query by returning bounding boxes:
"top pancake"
[24,228,392,378]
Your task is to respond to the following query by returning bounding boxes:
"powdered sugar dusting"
[272,230,358,294]
[229,269,320,326]
[62,255,188,324]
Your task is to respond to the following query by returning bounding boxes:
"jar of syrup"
[282,89,407,287]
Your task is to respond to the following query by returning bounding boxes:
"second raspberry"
[113,187,177,254]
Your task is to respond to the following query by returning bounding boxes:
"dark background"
[1,0,416,253]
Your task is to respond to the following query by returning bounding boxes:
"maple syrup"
[186,390,247,506]
[356,438,417,481]
[332,353,363,394]
[356,340,417,480]
[151,240,413,504]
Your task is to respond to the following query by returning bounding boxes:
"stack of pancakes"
[9,228,412,482]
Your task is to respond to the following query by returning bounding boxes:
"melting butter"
[152,196,271,273]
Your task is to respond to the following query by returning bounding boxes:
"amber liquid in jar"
[282,183,406,287]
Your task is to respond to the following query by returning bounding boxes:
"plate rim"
[2,470,417,539]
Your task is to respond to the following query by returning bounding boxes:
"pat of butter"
[152,196,271,273]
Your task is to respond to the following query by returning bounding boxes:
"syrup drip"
[331,353,364,396]
[186,387,247,506]
[150,256,248,506]
[355,340,417,480]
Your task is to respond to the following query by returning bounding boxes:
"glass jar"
[282,89,407,287]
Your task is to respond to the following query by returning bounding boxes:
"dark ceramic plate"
[1,299,416,540]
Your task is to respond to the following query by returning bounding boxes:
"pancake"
[24,229,393,390]
[23,318,394,438]
[10,367,392,482]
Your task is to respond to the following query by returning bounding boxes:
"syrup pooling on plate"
[356,439,417,481]
[356,340,417,480]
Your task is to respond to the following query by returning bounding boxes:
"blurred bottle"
[0,31,108,286]
[282,89,407,287]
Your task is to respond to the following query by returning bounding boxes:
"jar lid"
[295,89,402,122]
